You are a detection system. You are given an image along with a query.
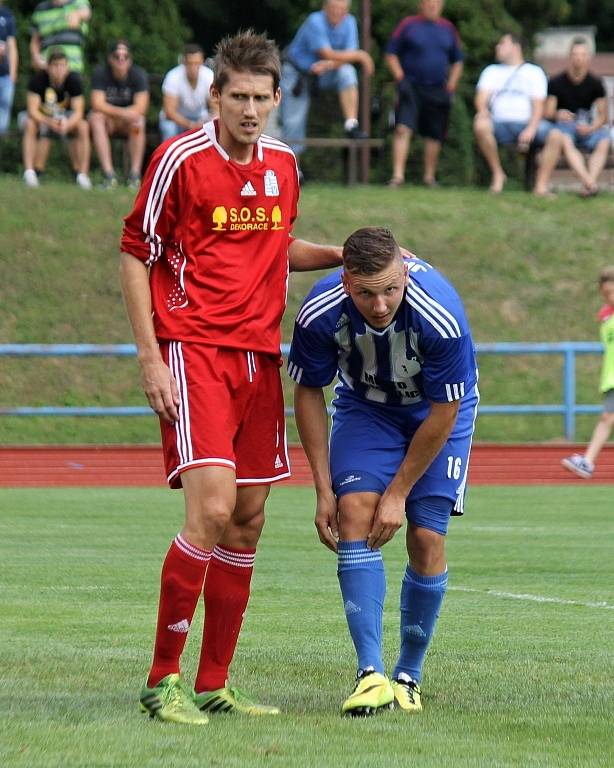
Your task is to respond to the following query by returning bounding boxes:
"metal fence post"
[563,346,576,441]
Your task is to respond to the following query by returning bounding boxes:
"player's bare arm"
[368,399,460,550]
[294,383,339,552]
[288,239,343,272]
[119,253,179,424]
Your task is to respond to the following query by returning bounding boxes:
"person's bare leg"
[473,114,506,192]
[585,412,614,466]
[89,111,115,176]
[339,85,359,122]
[390,124,412,184]
[22,119,39,170]
[586,138,611,188]
[533,130,563,196]
[561,134,593,189]
[128,116,146,177]
[423,138,441,185]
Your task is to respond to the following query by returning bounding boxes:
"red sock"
[147,534,211,687]
[194,545,256,692]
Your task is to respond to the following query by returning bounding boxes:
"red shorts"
[159,342,290,488]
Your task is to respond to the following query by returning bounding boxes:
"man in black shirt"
[89,39,149,188]
[22,48,91,188]
[544,37,611,197]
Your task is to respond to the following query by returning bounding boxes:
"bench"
[297,137,385,184]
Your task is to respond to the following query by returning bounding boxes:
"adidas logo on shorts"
[167,619,190,633]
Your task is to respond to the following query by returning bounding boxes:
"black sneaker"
[344,125,369,140]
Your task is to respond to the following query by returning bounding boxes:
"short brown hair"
[183,43,204,58]
[343,227,402,275]
[47,48,68,64]
[598,266,614,285]
[213,29,281,93]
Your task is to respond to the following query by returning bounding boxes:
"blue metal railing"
[0,342,604,440]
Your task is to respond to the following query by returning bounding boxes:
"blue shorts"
[493,119,552,147]
[329,393,478,535]
[553,121,611,152]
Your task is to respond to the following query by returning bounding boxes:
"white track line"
[450,586,614,610]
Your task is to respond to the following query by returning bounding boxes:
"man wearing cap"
[89,39,150,189]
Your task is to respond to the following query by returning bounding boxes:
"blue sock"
[393,565,448,682]
[337,540,386,674]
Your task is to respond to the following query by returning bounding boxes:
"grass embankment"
[1,485,613,767]
[1,176,612,444]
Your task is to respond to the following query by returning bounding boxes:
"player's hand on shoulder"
[399,246,418,260]
[314,488,339,553]
[367,491,405,549]
[140,358,180,424]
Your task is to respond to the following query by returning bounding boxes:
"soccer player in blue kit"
[288,227,479,716]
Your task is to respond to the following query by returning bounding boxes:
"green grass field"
[1,485,612,767]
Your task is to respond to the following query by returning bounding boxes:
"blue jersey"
[287,11,359,72]
[288,258,477,415]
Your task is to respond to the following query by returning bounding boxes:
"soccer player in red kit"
[120,30,343,725]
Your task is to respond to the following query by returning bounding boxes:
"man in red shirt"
[121,30,342,725]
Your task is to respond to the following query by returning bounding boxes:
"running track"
[1,445,613,487]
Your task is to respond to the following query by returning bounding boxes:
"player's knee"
[408,526,446,574]
[602,411,614,427]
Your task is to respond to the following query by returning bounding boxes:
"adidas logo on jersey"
[274,454,283,469]
[240,181,257,197]
[167,619,190,633]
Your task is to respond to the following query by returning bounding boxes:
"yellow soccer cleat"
[391,674,423,713]
[341,669,394,717]
[139,673,209,725]
[194,684,280,715]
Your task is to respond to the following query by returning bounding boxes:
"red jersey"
[121,120,300,355]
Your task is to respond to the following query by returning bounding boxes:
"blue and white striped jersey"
[288,258,477,408]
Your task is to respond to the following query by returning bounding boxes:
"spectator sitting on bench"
[22,48,91,189]
[89,39,149,189]
[543,37,612,198]
[279,0,374,159]
[474,33,557,195]
[159,43,216,142]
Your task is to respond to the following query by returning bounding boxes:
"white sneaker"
[561,454,594,479]
[23,169,39,188]
[76,172,92,190]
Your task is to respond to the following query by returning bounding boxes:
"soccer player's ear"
[342,272,350,295]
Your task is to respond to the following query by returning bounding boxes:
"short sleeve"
[306,15,332,55]
[529,66,547,98]
[6,12,16,37]
[90,65,106,91]
[288,322,338,388]
[121,143,180,266]
[345,16,359,50]
[419,334,477,403]
[132,66,150,93]
[449,24,463,63]
[476,65,495,92]
[67,73,84,97]
[161,69,177,96]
